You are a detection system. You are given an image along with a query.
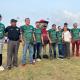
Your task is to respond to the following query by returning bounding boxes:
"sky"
[0,0,80,28]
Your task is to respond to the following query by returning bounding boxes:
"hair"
[58,26,61,28]
[64,23,68,26]
[25,18,30,21]
[52,24,56,27]
[35,21,39,24]
[73,23,77,26]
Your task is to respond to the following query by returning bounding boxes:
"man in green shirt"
[57,26,63,58]
[33,21,42,62]
[71,23,80,56]
[21,18,35,65]
[0,14,5,71]
[48,24,57,59]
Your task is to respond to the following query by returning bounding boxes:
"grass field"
[0,44,80,80]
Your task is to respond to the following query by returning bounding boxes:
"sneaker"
[0,66,4,71]
[7,66,12,70]
[22,64,26,67]
[36,59,41,62]
[33,60,36,63]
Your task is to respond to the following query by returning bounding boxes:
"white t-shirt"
[62,31,72,42]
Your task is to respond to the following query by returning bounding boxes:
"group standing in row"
[0,14,80,71]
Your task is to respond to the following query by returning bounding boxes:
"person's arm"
[41,33,44,45]
[47,31,52,44]
[79,29,80,37]
[69,32,72,42]
[62,32,64,42]
[20,26,25,46]
[33,33,36,42]
[32,28,36,42]
[5,26,9,36]
[18,28,22,42]
[70,29,73,43]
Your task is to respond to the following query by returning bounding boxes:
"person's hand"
[42,41,44,45]
[34,38,36,42]
[22,40,24,46]
[19,39,22,43]
[71,39,74,43]
[49,40,52,44]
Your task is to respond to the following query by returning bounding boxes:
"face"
[58,26,62,31]
[25,19,30,25]
[35,22,40,28]
[52,25,56,30]
[63,26,67,31]
[11,22,17,26]
[73,23,77,28]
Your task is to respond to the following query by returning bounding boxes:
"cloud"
[63,10,80,23]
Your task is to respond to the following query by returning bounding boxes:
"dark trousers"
[62,42,70,58]
[7,40,19,67]
[72,40,80,56]
[50,43,56,58]
[0,54,2,66]
[58,44,63,58]
[33,43,42,59]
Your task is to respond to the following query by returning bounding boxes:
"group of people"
[0,14,80,71]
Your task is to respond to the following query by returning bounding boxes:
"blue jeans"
[62,42,70,58]
[33,43,42,59]
[58,44,63,58]
[22,42,33,64]
[50,43,56,58]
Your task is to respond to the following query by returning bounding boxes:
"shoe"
[33,60,36,63]
[22,64,26,67]
[0,66,4,71]
[36,59,41,62]
[7,66,12,70]
[30,62,35,65]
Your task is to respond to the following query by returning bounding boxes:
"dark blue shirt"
[5,26,20,41]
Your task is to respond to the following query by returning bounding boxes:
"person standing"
[5,19,20,70]
[71,23,80,56]
[33,21,42,62]
[21,18,35,66]
[48,24,57,59]
[57,26,63,58]
[62,23,72,58]
[0,14,5,71]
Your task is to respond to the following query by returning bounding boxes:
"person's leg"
[37,43,41,59]
[66,42,70,58]
[62,42,67,58]
[22,42,28,65]
[43,45,46,54]
[33,43,36,60]
[76,40,79,56]
[52,43,56,58]
[7,41,13,68]
[72,41,75,56]
[49,44,52,59]
[0,40,4,71]
[0,43,3,66]
[58,44,63,58]
[13,41,19,67]
[29,43,33,63]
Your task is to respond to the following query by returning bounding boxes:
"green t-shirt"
[71,28,80,41]
[48,29,57,43]
[57,31,62,44]
[34,28,42,43]
[21,25,34,43]
[0,22,5,39]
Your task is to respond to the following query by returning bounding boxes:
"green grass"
[0,44,80,80]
